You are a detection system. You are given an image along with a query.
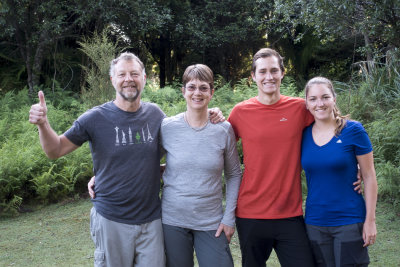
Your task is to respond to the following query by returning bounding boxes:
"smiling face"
[306,83,336,122]
[251,56,285,98]
[111,59,146,103]
[182,79,214,111]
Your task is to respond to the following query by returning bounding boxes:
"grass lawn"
[0,199,399,266]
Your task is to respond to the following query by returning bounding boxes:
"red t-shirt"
[228,95,314,219]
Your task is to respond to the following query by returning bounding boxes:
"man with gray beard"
[29,52,166,267]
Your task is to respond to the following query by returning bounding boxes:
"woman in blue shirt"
[301,77,378,267]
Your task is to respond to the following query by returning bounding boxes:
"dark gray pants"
[306,223,369,267]
[163,224,234,267]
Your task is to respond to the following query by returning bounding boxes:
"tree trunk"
[159,35,167,88]
[363,32,374,73]
[20,39,35,97]
[32,32,50,91]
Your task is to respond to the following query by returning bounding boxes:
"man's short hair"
[252,48,285,73]
[109,52,146,77]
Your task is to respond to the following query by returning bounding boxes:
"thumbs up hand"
[29,91,48,125]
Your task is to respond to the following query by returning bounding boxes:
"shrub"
[365,109,400,206]
[31,146,92,203]
[0,126,44,214]
[366,109,400,165]
[142,82,186,117]
[336,50,400,124]
[78,29,121,109]
[209,78,258,116]
[0,90,92,215]
[335,52,400,209]
[375,162,400,208]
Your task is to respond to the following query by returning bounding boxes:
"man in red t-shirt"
[228,48,315,267]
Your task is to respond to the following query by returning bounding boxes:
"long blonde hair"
[305,77,349,136]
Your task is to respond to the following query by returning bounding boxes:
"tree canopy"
[274,0,400,58]
[0,0,399,93]
[0,0,104,95]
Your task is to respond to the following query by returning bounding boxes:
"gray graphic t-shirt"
[64,101,165,225]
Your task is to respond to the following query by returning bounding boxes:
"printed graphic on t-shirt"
[114,123,154,146]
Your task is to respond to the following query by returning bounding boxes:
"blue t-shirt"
[64,101,165,225]
[301,120,373,226]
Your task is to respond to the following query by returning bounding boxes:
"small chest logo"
[280,117,288,122]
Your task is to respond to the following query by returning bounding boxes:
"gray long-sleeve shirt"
[160,113,242,231]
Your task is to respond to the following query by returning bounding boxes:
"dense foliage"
[274,0,400,53]
[2,59,400,215]
[1,1,400,215]
[0,89,90,214]
[0,0,105,95]
[336,50,400,207]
